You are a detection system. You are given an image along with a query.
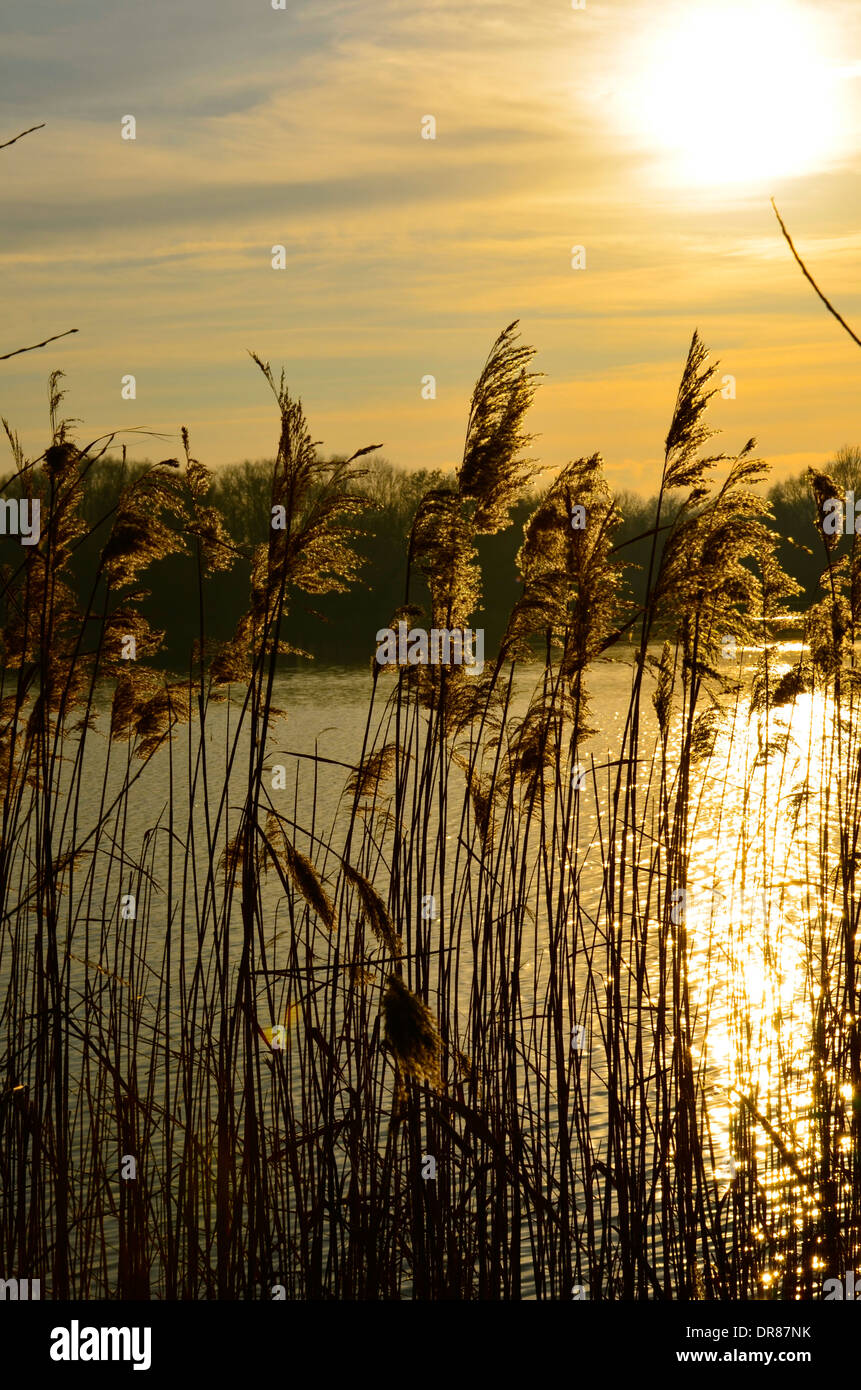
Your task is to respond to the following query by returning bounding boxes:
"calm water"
[4,648,847,1296]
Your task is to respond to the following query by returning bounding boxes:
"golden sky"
[3,0,861,493]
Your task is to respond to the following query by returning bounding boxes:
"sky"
[2,0,861,494]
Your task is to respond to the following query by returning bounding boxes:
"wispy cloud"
[2,0,860,484]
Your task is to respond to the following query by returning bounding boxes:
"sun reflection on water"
[682,672,856,1291]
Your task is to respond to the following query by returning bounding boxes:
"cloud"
[2,0,861,474]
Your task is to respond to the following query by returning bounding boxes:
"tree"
[827,445,861,494]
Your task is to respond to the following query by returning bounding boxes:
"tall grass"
[1,329,859,1299]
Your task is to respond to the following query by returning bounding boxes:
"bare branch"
[1,124,80,361]
[0,327,79,362]
[772,198,861,350]
[0,123,46,150]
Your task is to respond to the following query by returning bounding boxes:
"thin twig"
[772,198,861,349]
[0,122,45,150]
[0,327,79,361]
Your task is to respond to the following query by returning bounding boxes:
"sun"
[621,0,843,187]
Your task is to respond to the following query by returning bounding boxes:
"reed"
[0,327,858,1299]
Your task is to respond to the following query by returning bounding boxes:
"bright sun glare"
[624,0,842,186]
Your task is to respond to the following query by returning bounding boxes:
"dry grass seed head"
[341,861,403,957]
[458,320,541,534]
[382,975,443,1091]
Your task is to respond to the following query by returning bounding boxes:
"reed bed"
[1,329,860,1299]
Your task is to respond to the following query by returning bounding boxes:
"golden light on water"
[682,670,853,1285]
[554,639,860,1294]
[619,0,843,186]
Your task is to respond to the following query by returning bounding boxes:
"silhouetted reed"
[1,326,859,1300]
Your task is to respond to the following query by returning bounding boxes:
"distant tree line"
[2,447,859,670]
